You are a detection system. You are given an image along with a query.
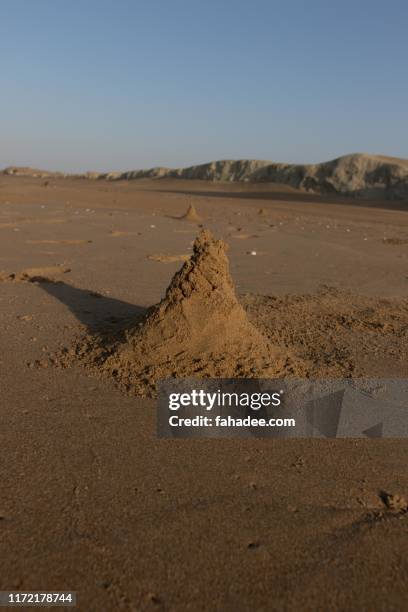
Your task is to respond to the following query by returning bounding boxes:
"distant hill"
[3,153,408,199]
[2,166,64,178]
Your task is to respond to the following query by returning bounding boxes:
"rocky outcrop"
[3,153,408,199]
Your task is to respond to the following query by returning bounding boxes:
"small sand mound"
[74,230,297,396]
[380,491,408,514]
[180,203,202,222]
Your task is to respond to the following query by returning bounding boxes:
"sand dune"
[3,152,408,198]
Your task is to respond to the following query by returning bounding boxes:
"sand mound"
[74,230,296,396]
[380,492,408,514]
[179,203,202,222]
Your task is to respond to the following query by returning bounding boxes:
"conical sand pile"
[76,230,295,396]
[180,203,202,222]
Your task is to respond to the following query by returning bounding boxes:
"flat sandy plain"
[1,176,408,611]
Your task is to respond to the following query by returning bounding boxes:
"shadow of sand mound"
[37,281,145,331]
[68,230,299,396]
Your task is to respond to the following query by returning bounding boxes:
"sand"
[0,174,408,611]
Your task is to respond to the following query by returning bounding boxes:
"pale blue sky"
[0,0,407,171]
